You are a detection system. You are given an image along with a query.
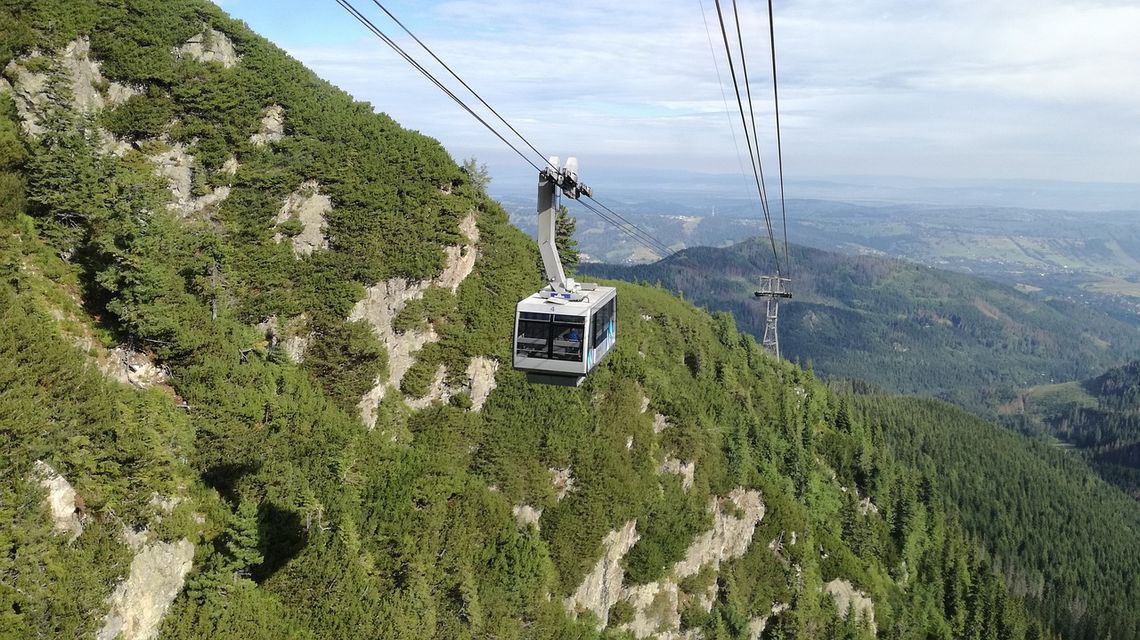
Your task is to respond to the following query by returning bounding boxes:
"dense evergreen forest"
[1008,361,1140,499]
[853,395,1140,640]
[0,1,1134,639]
[582,239,1140,411]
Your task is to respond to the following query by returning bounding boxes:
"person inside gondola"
[566,327,580,342]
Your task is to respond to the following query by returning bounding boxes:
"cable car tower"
[514,158,617,386]
[754,276,791,358]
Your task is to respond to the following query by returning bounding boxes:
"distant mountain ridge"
[581,238,1140,409]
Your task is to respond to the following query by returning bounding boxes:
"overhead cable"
[368,0,554,171]
[731,0,779,258]
[337,0,677,262]
[575,200,671,261]
[711,0,782,275]
[767,0,790,274]
[582,196,676,258]
[698,0,748,181]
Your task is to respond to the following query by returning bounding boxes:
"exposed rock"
[31,461,84,542]
[674,488,764,579]
[825,579,876,632]
[106,81,141,108]
[257,315,311,363]
[100,346,168,390]
[550,467,576,501]
[273,180,330,257]
[350,278,435,427]
[356,382,388,431]
[97,539,194,640]
[2,38,139,138]
[404,364,450,410]
[176,28,240,68]
[565,521,639,628]
[639,393,651,414]
[659,457,695,491]
[149,492,182,515]
[351,211,481,425]
[61,36,104,113]
[221,156,240,175]
[121,527,149,552]
[3,59,50,136]
[282,334,311,364]
[99,129,133,157]
[614,488,766,638]
[512,504,542,530]
[653,413,670,434]
[250,104,284,146]
[148,143,230,218]
[149,143,193,210]
[437,210,480,291]
[623,581,683,639]
[747,603,790,639]
[858,496,879,516]
[466,356,498,411]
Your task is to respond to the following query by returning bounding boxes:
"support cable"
[698,0,748,181]
[582,196,676,258]
[767,0,790,274]
[575,200,673,261]
[731,0,779,261]
[337,0,678,262]
[335,0,542,172]
[712,0,782,274]
[368,0,553,171]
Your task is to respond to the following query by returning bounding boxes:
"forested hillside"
[852,395,1140,640]
[582,239,1140,410]
[1008,361,1140,499]
[0,1,1131,639]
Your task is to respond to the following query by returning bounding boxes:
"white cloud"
[231,0,1140,184]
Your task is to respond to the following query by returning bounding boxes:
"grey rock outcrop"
[3,59,50,136]
[97,539,194,640]
[250,104,284,146]
[351,209,482,424]
[100,346,169,390]
[148,144,230,218]
[659,456,695,491]
[62,36,105,113]
[512,504,543,530]
[611,488,766,639]
[466,356,498,411]
[31,461,84,542]
[825,579,876,632]
[274,180,330,257]
[176,28,239,68]
[564,520,639,628]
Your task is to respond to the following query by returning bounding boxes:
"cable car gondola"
[514,158,617,386]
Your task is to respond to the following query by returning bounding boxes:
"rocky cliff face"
[565,488,767,638]
[97,539,195,640]
[31,461,85,542]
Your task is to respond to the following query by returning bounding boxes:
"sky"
[216,0,1140,192]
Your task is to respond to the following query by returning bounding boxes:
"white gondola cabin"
[514,286,616,385]
[514,157,618,385]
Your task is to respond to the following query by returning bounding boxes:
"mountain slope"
[582,239,1140,409]
[0,2,1127,639]
[853,394,1140,640]
[1008,361,1140,499]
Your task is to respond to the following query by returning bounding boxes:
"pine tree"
[555,204,579,273]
